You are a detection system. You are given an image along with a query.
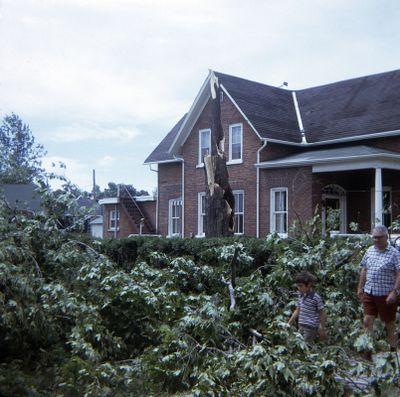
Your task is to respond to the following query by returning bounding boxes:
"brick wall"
[102,203,138,239]
[181,95,262,237]
[259,166,314,236]
[158,162,183,236]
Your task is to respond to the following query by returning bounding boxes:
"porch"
[257,145,400,234]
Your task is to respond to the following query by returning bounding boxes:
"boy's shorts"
[362,293,398,323]
[299,324,318,344]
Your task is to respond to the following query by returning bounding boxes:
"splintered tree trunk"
[204,76,235,237]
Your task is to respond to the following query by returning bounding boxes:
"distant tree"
[0,113,46,184]
[94,182,148,200]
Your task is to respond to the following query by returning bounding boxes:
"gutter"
[256,139,268,238]
[261,129,400,148]
[173,156,185,238]
[149,164,159,234]
[256,152,400,169]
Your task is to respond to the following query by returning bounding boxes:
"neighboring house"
[0,183,43,214]
[88,215,104,239]
[99,185,157,238]
[144,69,400,238]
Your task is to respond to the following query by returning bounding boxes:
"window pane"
[235,192,243,212]
[200,130,210,162]
[231,143,241,160]
[275,213,287,233]
[230,126,242,160]
[231,126,241,143]
[235,214,243,234]
[275,191,286,211]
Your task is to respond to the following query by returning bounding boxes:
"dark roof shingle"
[144,114,187,163]
[297,69,400,143]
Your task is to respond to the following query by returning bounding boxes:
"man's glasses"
[373,235,386,239]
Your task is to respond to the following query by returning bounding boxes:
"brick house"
[144,69,400,238]
[99,191,157,239]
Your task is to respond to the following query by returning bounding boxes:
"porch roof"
[255,145,400,172]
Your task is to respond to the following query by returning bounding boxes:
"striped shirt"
[361,244,400,296]
[298,291,324,329]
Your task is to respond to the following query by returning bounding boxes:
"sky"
[0,0,399,195]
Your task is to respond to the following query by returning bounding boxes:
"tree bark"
[204,75,234,237]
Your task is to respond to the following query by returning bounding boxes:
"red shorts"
[362,293,398,323]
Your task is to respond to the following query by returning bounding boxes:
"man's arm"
[386,270,400,304]
[357,267,367,299]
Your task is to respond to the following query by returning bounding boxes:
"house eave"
[256,153,400,171]
[265,129,400,147]
[143,158,183,165]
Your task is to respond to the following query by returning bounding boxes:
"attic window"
[220,90,224,103]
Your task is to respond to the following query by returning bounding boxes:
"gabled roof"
[297,69,400,144]
[0,183,43,213]
[145,69,400,164]
[144,114,187,164]
[216,72,301,143]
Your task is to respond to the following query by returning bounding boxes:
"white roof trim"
[256,153,400,170]
[98,197,120,205]
[263,129,400,147]
[292,91,304,132]
[143,158,182,165]
[168,71,212,153]
[167,71,265,155]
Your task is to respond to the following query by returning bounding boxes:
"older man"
[357,225,400,355]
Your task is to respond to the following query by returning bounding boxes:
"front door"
[322,185,347,234]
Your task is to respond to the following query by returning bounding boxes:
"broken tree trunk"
[204,73,235,237]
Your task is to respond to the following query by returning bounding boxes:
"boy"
[288,271,326,344]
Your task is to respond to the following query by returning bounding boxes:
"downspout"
[256,140,268,238]
[173,156,185,238]
[149,164,159,233]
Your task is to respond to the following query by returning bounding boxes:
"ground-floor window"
[168,198,182,237]
[270,188,288,235]
[233,190,244,235]
[197,192,206,236]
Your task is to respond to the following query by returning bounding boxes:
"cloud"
[97,155,116,167]
[49,123,142,143]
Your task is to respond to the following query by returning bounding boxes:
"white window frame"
[168,198,182,237]
[270,188,288,237]
[197,192,206,237]
[198,129,211,166]
[109,209,120,231]
[233,190,244,235]
[228,123,243,164]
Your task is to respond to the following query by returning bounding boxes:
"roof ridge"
[295,68,400,92]
[214,70,288,92]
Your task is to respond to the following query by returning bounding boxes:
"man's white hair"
[373,224,389,236]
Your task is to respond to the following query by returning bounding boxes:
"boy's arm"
[288,307,300,325]
[319,309,327,338]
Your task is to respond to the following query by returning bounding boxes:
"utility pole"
[92,169,96,200]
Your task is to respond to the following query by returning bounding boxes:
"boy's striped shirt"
[298,291,324,329]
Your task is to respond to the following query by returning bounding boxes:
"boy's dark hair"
[295,271,317,285]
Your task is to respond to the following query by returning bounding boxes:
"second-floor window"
[109,209,120,230]
[229,123,243,162]
[270,188,288,236]
[198,129,211,165]
[168,198,182,237]
[233,190,244,234]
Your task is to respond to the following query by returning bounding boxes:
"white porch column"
[374,167,383,226]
